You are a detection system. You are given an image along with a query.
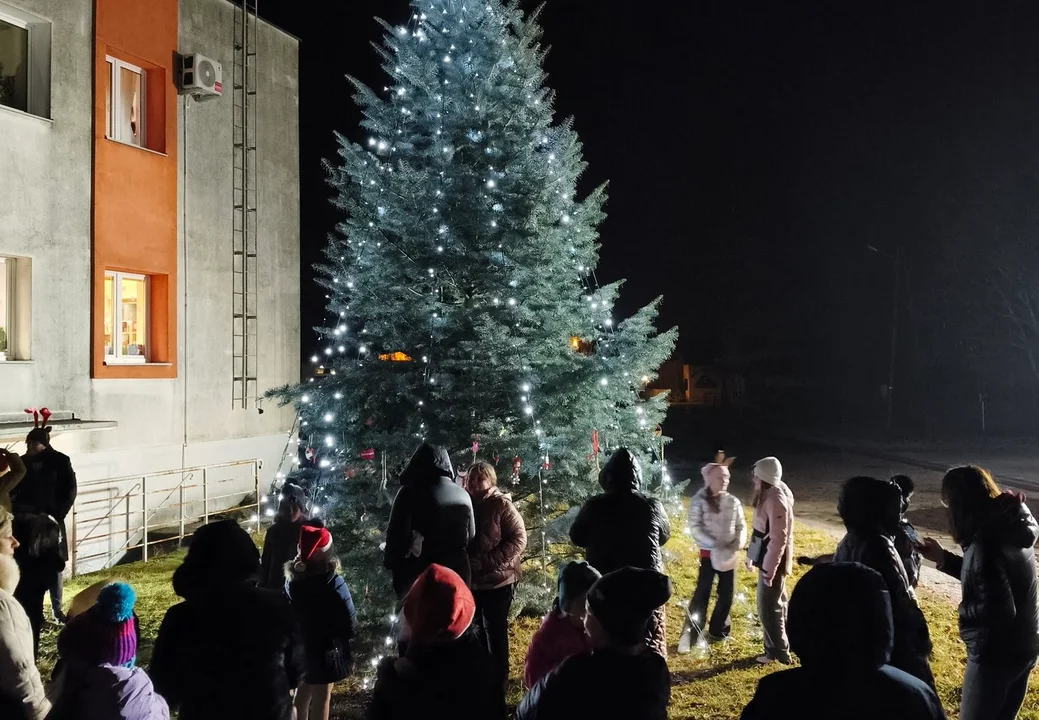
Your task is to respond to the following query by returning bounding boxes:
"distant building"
[0,0,300,571]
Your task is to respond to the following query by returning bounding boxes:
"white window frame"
[105,56,146,147]
[104,271,149,365]
[0,2,50,119]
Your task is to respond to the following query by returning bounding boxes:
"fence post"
[202,468,209,524]
[142,476,148,563]
[253,461,260,534]
[178,479,185,547]
[70,504,78,577]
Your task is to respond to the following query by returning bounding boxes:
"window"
[106,57,145,147]
[104,271,148,364]
[0,4,49,119]
[0,255,30,360]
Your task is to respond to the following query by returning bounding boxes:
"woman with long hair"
[746,456,794,665]
[920,466,1039,720]
[465,461,527,710]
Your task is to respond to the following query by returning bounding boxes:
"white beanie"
[753,457,783,485]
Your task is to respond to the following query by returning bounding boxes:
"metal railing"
[69,459,260,576]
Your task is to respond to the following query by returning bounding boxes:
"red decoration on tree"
[592,429,600,455]
[542,455,551,470]
[360,448,376,461]
[492,454,499,465]
[511,456,522,482]
[471,436,480,455]
[305,448,316,462]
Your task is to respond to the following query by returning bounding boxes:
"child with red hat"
[284,525,356,720]
[368,564,497,720]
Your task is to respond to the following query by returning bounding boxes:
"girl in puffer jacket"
[678,457,746,653]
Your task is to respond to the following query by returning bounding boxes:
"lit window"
[106,56,145,147]
[0,4,50,118]
[0,255,30,361]
[104,271,148,364]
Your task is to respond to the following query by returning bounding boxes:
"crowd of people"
[0,429,1037,720]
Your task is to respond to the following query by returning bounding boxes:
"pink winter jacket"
[522,609,593,690]
[751,480,795,583]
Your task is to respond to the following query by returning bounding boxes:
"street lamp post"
[867,245,900,433]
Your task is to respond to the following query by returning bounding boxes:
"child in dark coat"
[285,525,356,720]
[260,483,310,589]
[523,561,600,689]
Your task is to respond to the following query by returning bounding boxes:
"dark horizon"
[262,0,1039,433]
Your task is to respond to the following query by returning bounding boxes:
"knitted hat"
[25,427,50,447]
[298,525,332,562]
[402,564,475,647]
[701,463,731,494]
[280,483,308,512]
[556,561,601,612]
[587,567,672,646]
[58,582,137,668]
[753,457,783,485]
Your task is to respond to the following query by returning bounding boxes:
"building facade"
[0,0,300,570]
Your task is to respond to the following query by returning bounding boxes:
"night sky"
[262,1,1039,390]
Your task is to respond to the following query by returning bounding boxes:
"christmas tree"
[267,0,676,681]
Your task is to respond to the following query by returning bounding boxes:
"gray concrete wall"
[0,0,300,490]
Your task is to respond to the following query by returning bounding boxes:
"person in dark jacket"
[368,563,496,720]
[260,483,310,589]
[831,476,934,688]
[919,466,1039,720]
[570,448,671,657]
[516,566,672,720]
[149,520,304,720]
[12,511,64,658]
[741,562,944,720]
[891,474,923,589]
[384,444,475,597]
[47,582,169,720]
[285,525,356,720]
[13,427,77,624]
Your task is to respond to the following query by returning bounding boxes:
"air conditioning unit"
[180,53,222,98]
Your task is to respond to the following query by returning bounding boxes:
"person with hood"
[285,525,356,720]
[746,456,794,665]
[368,563,496,720]
[570,448,671,657]
[11,511,64,658]
[149,520,304,720]
[740,562,945,720]
[465,461,527,707]
[679,459,746,652]
[384,443,475,597]
[891,474,923,589]
[47,582,169,720]
[13,427,78,625]
[919,466,1039,720]
[260,483,310,589]
[831,476,934,688]
[516,566,672,720]
[523,560,600,690]
[0,510,49,720]
[0,449,26,513]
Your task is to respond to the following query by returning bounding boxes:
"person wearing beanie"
[747,456,795,665]
[679,459,746,653]
[14,426,77,626]
[570,448,672,657]
[47,582,169,720]
[523,561,601,689]
[150,520,304,720]
[260,483,312,589]
[831,477,934,689]
[741,563,944,720]
[0,509,50,720]
[465,461,527,710]
[383,444,475,599]
[284,525,356,720]
[369,564,496,720]
[517,566,673,720]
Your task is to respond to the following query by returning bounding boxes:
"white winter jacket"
[688,488,747,572]
[0,586,50,720]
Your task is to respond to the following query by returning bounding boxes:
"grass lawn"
[37,520,1039,719]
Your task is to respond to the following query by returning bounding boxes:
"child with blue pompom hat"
[48,582,169,720]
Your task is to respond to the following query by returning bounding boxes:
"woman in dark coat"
[260,483,310,589]
[920,466,1039,720]
[285,525,356,720]
[149,520,304,720]
[831,476,934,688]
[383,444,475,597]
[12,511,64,658]
[569,448,671,656]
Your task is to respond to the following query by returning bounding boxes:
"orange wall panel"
[92,0,179,379]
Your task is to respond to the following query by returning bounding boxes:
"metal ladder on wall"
[232,0,259,409]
